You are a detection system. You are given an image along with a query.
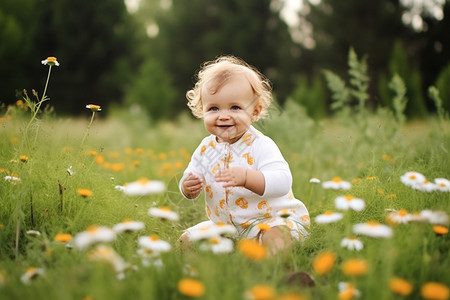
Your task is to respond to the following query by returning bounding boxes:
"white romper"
[180,126,310,241]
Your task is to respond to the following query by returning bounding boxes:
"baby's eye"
[230,105,241,110]
[208,107,219,111]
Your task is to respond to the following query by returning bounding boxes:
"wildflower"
[73,225,116,249]
[386,209,413,225]
[309,177,320,183]
[322,177,352,190]
[315,211,343,224]
[19,155,28,162]
[178,278,205,298]
[199,236,234,254]
[400,171,426,189]
[113,219,145,233]
[312,251,336,275]
[389,277,413,296]
[353,221,393,238]
[121,178,166,196]
[67,166,74,176]
[366,176,378,180]
[54,233,72,243]
[420,210,449,226]
[340,237,364,251]
[434,178,450,192]
[96,155,105,164]
[87,245,129,278]
[4,175,21,182]
[416,180,437,192]
[335,195,365,212]
[27,230,41,237]
[237,239,267,260]
[86,104,101,112]
[257,223,271,232]
[245,285,276,300]
[138,235,171,253]
[148,206,179,221]
[41,57,59,66]
[433,225,448,235]
[20,267,45,284]
[77,189,93,198]
[421,282,449,300]
[382,154,395,163]
[338,282,361,300]
[277,292,307,300]
[183,264,199,277]
[188,222,237,241]
[341,259,368,276]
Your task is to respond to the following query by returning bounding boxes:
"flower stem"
[81,111,96,147]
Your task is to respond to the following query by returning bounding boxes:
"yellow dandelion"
[341,259,368,276]
[178,278,205,298]
[237,239,267,261]
[86,104,101,112]
[312,251,336,275]
[88,150,98,156]
[433,225,448,235]
[54,233,73,243]
[257,223,271,232]
[246,285,276,300]
[421,282,449,300]
[96,155,105,164]
[389,277,413,296]
[19,155,28,163]
[77,189,93,198]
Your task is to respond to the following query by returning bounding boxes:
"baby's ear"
[252,102,263,121]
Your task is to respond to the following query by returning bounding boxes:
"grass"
[0,100,449,299]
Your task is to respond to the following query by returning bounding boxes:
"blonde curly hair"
[186,56,272,120]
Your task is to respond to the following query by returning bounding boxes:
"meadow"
[0,90,449,299]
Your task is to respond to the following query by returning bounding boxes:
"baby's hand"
[182,173,204,199]
[215,167,247,188]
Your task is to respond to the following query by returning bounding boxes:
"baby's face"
[202,75,261,144]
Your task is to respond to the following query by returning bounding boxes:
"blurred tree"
[0,0,146,115]
[0,0,37,103]
[137,0,300,114]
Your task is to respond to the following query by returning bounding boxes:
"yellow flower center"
[345,195,354,201]
[367,221,379,227]
[149,235,159,241]
[159,206,171,212]
[398,209,408,216]
[409,175,417,180]
[332,177,343,183]
[324,211,334,215]
[46,57,57,62]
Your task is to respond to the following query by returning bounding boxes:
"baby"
[179,56,310,254]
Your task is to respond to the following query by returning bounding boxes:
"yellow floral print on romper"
[235,197,248,209]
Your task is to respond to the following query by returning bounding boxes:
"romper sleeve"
[253,136,293,198]
[179,138,208,199]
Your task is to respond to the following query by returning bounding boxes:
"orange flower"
[86,104,101,112]
[421,282,449,300]
[178,278,205,298]
[341,259,368,276]
[238,239,267,261]
[54,233,73,243]
[433,225,448,235]
[312,251,336,275]
[245,285,276,300]
[389,277,413,296]
[77,189,93,197]
[20,155,29,162]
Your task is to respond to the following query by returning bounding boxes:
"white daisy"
[87,245,129,276]
[138,235,171,253]
[340,237,364,251]
[338,282,361,299]
[434,178,450,192]
[322,177,352,190]
[73,226,116,249]
[113,219,145,233]
[309,177,321,183]
[415,180,437,192]
[353,221,393,238]
[26,230,41,237]
[148,206,179,221]
[386,209,414,224]
[187,222,237,241]
[420,210,449,225]
[41,57,59,66]
[400,171,426,189]
[199,237,234,254]
[4,175,21,182]
[315,211,344,224]
[335,195,365,211]
[20,267,45,284]
[121,178,166,196]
